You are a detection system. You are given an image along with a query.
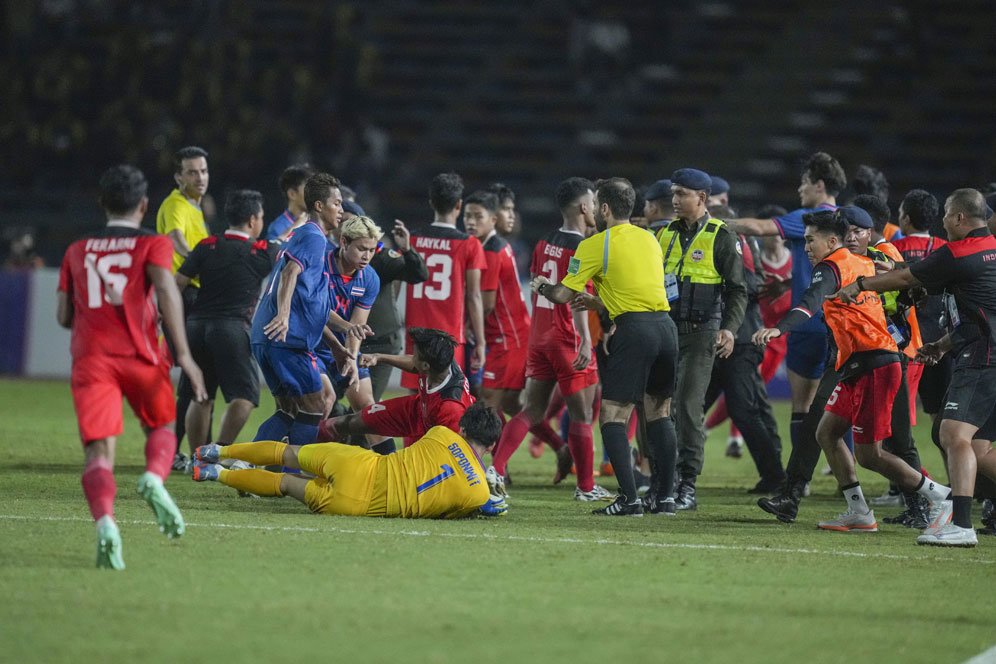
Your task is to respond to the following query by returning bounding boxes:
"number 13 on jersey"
[410,253,452,301]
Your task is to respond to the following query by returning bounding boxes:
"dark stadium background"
[2,0,994,266]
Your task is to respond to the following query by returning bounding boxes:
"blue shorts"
[785,331,829,380]
[252,344,323,398]
[315,346,371,397]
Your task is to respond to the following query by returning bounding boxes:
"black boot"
[757,480,805,523]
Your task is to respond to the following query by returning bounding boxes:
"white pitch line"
[2,513,994,564]
[963,645,996,664]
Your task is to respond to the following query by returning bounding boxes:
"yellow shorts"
[298,443,386,516]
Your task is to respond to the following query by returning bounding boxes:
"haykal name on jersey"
[415,237,452,251]
[85,237,138,252]
[448,442,482,486]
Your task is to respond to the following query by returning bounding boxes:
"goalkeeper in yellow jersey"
[191,402,508,518]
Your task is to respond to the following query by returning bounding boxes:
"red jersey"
[58,224,173,364]
[480,232,530,349]
[890,233,947,263]
[529,228,588,349]
[417,360,476,431]
[406,223,486,343]
[759,248,792,328]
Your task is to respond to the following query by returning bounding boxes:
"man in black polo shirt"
[176,190,280,456]
[833,188,996,547]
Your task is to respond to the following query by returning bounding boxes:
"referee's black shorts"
[186,317,261,405]
[600,311,678,404]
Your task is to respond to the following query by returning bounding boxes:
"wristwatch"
[856,276,866,291]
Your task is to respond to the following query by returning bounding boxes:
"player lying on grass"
[191,402,508,518]
[316,327,476,444]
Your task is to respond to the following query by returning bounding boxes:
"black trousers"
[704,344,786,485]
[785,363,842,485]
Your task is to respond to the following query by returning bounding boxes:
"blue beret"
[644,179,672,201]
[837,205,873,229]
[710,176,730,195]
[670,168,712,193]
[342,200,366,217]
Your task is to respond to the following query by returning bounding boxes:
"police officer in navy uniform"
[656,168,748,509]
[643,179,674,234]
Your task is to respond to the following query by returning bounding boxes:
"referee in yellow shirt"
[191,402,509,519]
[531,177,679,516]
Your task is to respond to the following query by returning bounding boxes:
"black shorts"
[940,365,996,439]
[187,317,260,405]
[601,311,678,404]
[918,353,953,415]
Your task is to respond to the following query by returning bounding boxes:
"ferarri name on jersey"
[85,237,138,252]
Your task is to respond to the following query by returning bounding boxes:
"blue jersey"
[327,247,380,345]
[266,209,296,241]
[251,220,331,350]
[773,204,836,334]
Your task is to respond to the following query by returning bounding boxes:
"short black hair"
[429,172,464,214]
[304,173,341,212]
[99,165,148,215]
[708,204,735,220]
[803,209,846,241]
[278,164,315,196]
[756,204,788,219]
[556,177,594,213]
[225,189,264,227]
[464,190,498,213]
[852,164,889,202]
[459,402,504,448]
[595,177,636,220]
[488,182,515,205]
[851,194,891,233]
[174,146,208,173]
[947,188,988,220]
[409,327,458,372]
[802,152,846,197]
[900,189,938,231]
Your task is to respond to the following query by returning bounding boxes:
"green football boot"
[95,516,125,570]
[137,472,186,539]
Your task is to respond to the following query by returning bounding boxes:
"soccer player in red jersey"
[402,173,487,390]
[317,328,475,443]
[57,165,208,569]
[488,178,610,500]
[462,191,531,415]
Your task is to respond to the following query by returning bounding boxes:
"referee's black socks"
[645,417,677,499]
[601,422,638,502]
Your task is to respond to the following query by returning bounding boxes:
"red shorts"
[905,360,924,426]
[71,353,175,443]
[400,341,466,390]
[483,345,527,390]
[825,362,901,444]
[359,393,466,439]
[526,343,599,396]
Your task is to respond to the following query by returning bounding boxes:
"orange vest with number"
[821,247,898,369]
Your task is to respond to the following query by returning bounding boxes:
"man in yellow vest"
[657,168,748,510]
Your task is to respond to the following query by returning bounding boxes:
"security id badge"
[664,272,679,302]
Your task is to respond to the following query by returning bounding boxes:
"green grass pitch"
[0,377,993,663]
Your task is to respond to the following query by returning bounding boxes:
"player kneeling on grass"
[752,208,950,534]
[192,402,508,518]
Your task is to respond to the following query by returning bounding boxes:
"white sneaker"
[486,466,508,500]
[922,499,953,536]
[916,522,978,547]
[870,488,905,507]
[574,485,615,502]
[818,509,878,532]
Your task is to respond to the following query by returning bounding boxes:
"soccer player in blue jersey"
[266,164,314,241]
[726,152,846,503]
[250,172,344,446]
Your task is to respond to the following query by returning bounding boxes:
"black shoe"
[674,479,697,511]
[747,478,785,495]
[978,498,995,536]
[883,493,928,529]
[648,495,677,516]
[593,495,644,517]
[757,482,803,523]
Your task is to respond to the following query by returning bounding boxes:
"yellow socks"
[220,441,288,467]
[218,468,284,498]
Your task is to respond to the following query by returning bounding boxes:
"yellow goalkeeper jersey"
[384,425,490,519]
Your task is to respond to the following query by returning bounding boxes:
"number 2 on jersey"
[535,259,558,310]
[84,252,133,308]
[410,254,452,301]
[416,464,455,494]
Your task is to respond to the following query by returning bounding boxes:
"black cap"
[342,200,366,217]
[837,205,874,229]
[644,179,673,201]
[670,168,712,192]
[710,176,730,195]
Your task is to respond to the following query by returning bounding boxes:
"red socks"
[491,412,532,475]
[81,456,116,522]
[529,420,565,452]
[145,427,176,480]
[568,421,595,492]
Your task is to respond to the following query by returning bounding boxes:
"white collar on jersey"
[425,366,452,395]
[431,221,457,228]
[107,219,140,228]
[908,232,931,238]
[224,229,252,239]
[482,230,498,244]
[557,227,585,237]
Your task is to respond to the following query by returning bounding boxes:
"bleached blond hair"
[340,215,383,242]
